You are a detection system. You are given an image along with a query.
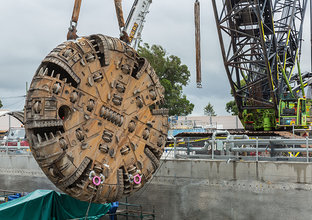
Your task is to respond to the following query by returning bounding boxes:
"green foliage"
[0,100,2,109]
[225,100,238,115]
[138,43,194,116]
[204,102,216,116]
[226,79,244,116]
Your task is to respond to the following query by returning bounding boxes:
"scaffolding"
[108,198,156,220]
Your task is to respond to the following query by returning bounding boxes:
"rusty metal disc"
[24,34,168,203]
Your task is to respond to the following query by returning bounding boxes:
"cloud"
[0,0,310,115]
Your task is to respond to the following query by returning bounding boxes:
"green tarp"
[0,190,111,220]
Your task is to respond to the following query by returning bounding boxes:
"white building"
[172,115,244,130]
[0,110,23,131]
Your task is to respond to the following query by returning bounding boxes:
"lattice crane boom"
[212,0,309,130]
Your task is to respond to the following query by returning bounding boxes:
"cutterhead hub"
[24,34,168,203]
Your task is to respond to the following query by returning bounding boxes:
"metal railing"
[163,131,312,162]
[0,189,26,204]
[108,198,155,219]
[0,145,31,155]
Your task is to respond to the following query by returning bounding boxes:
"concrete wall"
[0,154,58,192]
[126,159,312,220]
[1,155,312,219]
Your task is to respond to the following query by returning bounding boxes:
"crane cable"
[66,0,131,43]
[114,0,131,43]
[67,0,82,40]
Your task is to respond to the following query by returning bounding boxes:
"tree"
[204,102,216,116]
[0,100,2,109]
[138,43,194,116]
[225,100,238,115]
[226,79,245,116]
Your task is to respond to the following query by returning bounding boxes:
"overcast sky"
[0,0,311,115]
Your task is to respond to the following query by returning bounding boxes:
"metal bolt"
[52,83,61,94]
[133,90,140,95]
[103,131,113,137]
[100,106,107,118]
[111,112,117,123]
[33,101,41,114]
[128,165,136,174]
[157,135,164,147]
[109,148,115,158]
[59,138,67,149]
[115,114,121,125]
[87,76,94,87]
[93,72,103,82]
[106,110,113,121]
[112,94,122,106]
[126,48,134,57]
[121,64,131,74]
[76,129,84,141]
[120,145,130,155]
[70,91,78,103]
[116,83,125,93]
[63,49,73,58]
[99,144,109,153]
[84,114,90,120]
[87,99,95,112]
[136,97,143,108]
[142,129,150,140]
[80,59,86,66]
[128,121,136,132]
[149,90,157,100]
[112,98,122,106]
[94,165,103,173]
[102,131,113,143]
[85,53,95,62]
[119,116,124,126]
[81,143,88,150]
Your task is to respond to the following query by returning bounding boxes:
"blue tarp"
[168,128,206,137]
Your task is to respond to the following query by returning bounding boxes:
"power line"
[3,97,25,109]
[0,95,26,100]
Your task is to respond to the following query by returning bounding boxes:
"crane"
[115,0,152,49]
[67,0,152,50]
[211,0,312,131]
